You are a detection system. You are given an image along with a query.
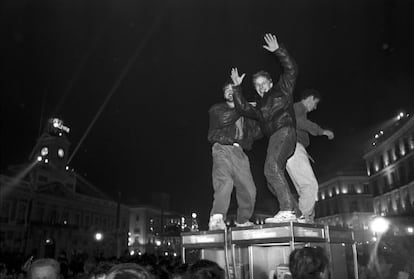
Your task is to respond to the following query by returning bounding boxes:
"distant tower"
[29,118,71,172]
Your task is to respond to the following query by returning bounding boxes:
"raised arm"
[230,68,262,120]
[263,34,298,97]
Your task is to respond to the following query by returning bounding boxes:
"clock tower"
[30,118,71,172]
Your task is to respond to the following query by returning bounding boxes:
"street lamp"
[370,217,390,235]
[95,232,104,241]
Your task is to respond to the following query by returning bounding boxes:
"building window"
[0,201,11,223]
[350,200,359,212]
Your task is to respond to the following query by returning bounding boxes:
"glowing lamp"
[94,232,103,241]
[370,217,390,234]
[37,156,43,162]
[191,212,197,218]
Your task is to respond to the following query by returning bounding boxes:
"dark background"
[2,0,414,227]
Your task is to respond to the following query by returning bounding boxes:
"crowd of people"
[0,246,333,279]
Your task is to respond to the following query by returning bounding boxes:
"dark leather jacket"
[233,47,298,138]
[207,103,262,150]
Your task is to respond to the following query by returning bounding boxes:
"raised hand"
[231,67,246,86]
[323,130,334,140]
[263,33,279,52]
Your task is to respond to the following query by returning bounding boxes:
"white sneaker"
[235,221,254,227]
[265,211,297,223]
[208,214,226,230]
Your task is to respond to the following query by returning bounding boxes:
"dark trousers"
[211,143,256,223]
[264,126,296,211]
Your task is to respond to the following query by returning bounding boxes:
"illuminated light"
[356,188,362,194]
[381,212,385,216]
[341,243,346,247]
[400,147,406,156]
[191,212,197,218]
[41,147,49,156]
[366,241,369,244]
[44,159,49,163]
[370,217,390,234]
[372,142,376,146]
[374,164,379,171]
[63,220,67,225]
[138,251,142,256]
[37,156,43,162]
[167,242,171,246]
[130,251,135,256]
[407,227,414,234]
[399,112,404,117]
[173,252,177,257]
[380,130,384,135]
[164,252,169,256]
[59,132,62,136]
[155,240,161,246]
[375,134,379,139]
[341,187,348,194]
[372,236,377,242]
[45,238,52,244]
[321,193,325,200]
[65,166,69,170]
[335,188,340,195]
[128,232,131,236]
[94,232,103,241]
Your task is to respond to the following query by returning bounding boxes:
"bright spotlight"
[130,250,135,256]
[407,227,413,234]
[155,240,161,246]
[94,232,103,241]
[191,212,197,218]
[37,156,43,162]
[370,217,390,234]
[44,159,49,163]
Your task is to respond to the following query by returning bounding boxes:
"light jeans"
[211,143,256,223]
[286,142,318,220]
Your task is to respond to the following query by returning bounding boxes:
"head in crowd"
[289,247,329,279]
[252,71,273,97]
[28,258,60,279]
[106,263,154,279]
[185,260,224,279]
[300,89,321,113]
[222,80,234,103]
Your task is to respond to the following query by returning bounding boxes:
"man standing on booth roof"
[207,80,262,231]
[286,89,334,224]
[231,33,299,223]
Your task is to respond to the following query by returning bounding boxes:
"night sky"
[2,0,414,226]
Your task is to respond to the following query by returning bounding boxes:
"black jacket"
[233,47,298,138]
[207,103,262,150]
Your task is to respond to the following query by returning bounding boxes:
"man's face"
[305,96,320,112]
[223,85,234,102]
[254,76,273,97]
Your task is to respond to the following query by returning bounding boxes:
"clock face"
[41,147,49,156]
[58,148,65,158]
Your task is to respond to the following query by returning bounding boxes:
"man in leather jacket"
[207,80,262,230]
[231,33,298,223]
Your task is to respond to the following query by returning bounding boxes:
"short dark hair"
[28,258,60,279]
[289,247,329,279]
[252,71,272,84]
[185,260,225,279]
[300,89,321,101]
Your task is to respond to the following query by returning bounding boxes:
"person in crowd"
[27,258,61,279]
[286,89,334,223]
[231,33,298,223]
[185,260,224,279]
[288,246,329,279]
[207,79,262,230]
[106,263,154,279]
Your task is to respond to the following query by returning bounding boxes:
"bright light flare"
[95,232,103,241]
[370,217,390,234]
